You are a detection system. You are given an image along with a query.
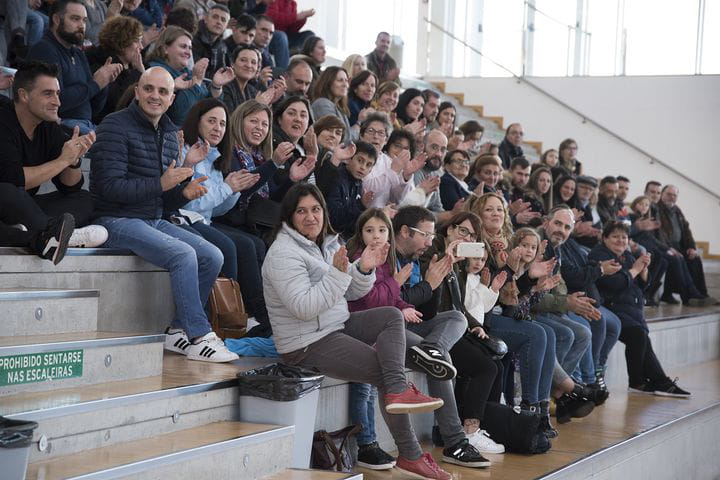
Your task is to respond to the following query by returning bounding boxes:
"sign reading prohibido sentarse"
[0,349,83,386]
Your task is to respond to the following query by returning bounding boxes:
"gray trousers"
[282,306,423,460]
[405,310,467,448]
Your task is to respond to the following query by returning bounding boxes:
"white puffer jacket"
[262,223,376,354]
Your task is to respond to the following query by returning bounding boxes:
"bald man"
[656,185,717,305]
[89,67,240,363]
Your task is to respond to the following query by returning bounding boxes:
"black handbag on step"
[481,402,551,454]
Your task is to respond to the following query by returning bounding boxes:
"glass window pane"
[701,0,720,73]
[586,0,620,76]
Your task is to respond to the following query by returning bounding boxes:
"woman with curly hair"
[86,15,145,123]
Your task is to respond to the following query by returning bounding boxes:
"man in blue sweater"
[26,0,123,134]
[89,67,238,363]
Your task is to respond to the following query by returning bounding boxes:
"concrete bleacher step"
[0,247,173,334]
[0,331,163,396]
[0,288,99,336]
[2,353,275,461]
[25,421,294,480]
[263,468,363,479]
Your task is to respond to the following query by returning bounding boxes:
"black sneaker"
[652,377,691,398]
[628,383,655,394]
[555,394,595,424]
[441,439,490,468]
[408,344,457,381]
[660,293,680,305]
[34,213,75,265]
[586,382,610,406]
[356,442,396,470]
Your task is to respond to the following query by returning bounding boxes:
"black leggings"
[618,325,666,387]
[450,334,503,422]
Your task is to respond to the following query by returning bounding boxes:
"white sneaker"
[467,429,505,454]
[186,332,239,363]
[164,328,191,355]
[69,225,108,247]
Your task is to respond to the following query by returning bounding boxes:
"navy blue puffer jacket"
[89,101,188,219]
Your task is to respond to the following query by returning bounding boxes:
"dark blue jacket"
[558,237,603,303]
[439,172,469,210]
[588,243,647,331]
[89,101,187,219]
[27,32,107,122]
[325,164,364,239]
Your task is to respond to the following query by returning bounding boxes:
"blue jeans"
[268,29,290,69]
[568,306,621,380]
[537,313,591,379]
[95,217,223,339]
[182,222,238,280]
[26,9,47,46]
[487,313,556,404]
[348,382,377,446]
[61,118,96,134]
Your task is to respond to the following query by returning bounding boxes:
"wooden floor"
[357,359,720,480]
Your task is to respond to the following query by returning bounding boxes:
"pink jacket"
[347,255,413,313]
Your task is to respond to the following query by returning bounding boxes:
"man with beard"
[497,123,524,170]
[392,205,492,470]
[550,206,623,403]
[616,175,631,219]
[596,176,619,225]
[403,129,462,223]
[538,206,622,407]
[422,89,440,127]
[27,0,122,134]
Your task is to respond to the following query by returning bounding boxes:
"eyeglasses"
[452,159,471,166]
[409,226,436,240]
[365,128,387,138]
[453,225,476,240]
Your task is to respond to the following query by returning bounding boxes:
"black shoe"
[528,401,558,438]
[628,383,655,394]
[685,296,719,307]
[555,394,595,424]
[441,439,490,468]
[539,414,558,438]
[645,297,659,307]
[585,382,610,406]
[660,293,680,305]
[432,425,444,447]
[408,344,457,381]
[34,213,74,265]
[356,442,396,470]
[652,377,691,397]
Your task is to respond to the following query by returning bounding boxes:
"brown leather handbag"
[310,425,361,472]
[208,278,248,339]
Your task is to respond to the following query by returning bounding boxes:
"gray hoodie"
[262,223,376,354]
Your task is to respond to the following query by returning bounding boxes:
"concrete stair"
[0,251,296,480]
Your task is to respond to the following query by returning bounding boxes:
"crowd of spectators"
[0,1,716,478]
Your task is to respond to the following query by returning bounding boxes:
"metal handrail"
[524,0,589,35]
[423,17,720,203]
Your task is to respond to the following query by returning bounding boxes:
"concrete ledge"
[540,401,720,480]
[605,310,720,387]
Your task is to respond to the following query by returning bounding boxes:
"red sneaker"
[384,383,444,414]
[396,452,452,480]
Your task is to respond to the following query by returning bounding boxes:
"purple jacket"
[347,256,413,313]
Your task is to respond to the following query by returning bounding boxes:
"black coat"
[588,243,647,331]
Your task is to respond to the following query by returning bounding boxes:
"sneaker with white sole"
[408,344,457,381]
[467,429,505,454]
[186,332,239,363]
[164,328,191,355]
[33,213,74,265]
[69,225,108,248]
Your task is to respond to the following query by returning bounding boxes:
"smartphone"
[0,67,17,76]
[456,242,485,258]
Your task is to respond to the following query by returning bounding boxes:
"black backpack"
[481,402,552,454]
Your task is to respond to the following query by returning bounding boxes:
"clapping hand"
[333,246,349,273]
[289,155,317,182]
[394,262,413,286]
[182,175,208,200]
[490,270,508,293]
[183,139,209,167]
[402,307,423,324]
[224,169,260,192]
[359,242,389,272]
[160,160,193,191]
[332,142,356,163]
[61,126,96,165]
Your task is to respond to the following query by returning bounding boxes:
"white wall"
[429,74,720,253]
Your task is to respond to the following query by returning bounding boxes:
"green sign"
[0,349,83,386]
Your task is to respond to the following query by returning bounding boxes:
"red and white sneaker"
[384,383,444,414]
[396,452,452,480]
